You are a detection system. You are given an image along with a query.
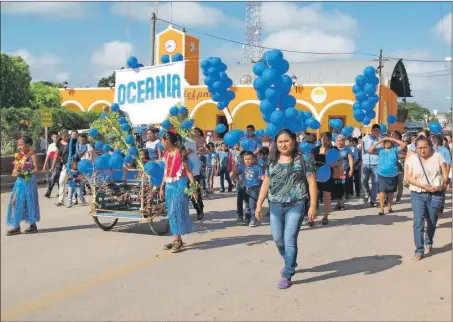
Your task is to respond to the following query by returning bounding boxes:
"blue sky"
[1,1,451,111]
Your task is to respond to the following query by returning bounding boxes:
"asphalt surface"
[1,185,451,321]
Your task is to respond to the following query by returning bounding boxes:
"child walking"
[6,136,40,235]
[219,143,233,192]
[236,151,263,227]
[159,130,198,253]
[232,151,250,224]
[67,160,88,208]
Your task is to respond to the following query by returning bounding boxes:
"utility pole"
[150,12,157,66]
[373,49,389,124]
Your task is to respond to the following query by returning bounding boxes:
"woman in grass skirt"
[6,136,40,236]
[159,130,198,253]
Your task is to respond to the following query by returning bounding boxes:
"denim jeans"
[269,199,308,279]
[205,167,212,191]
[237,186,250,218]
[362,164,378,202]
[219,167,232,191]
[68,185,85,205]
[244,186,260,220]
[46,167,61,196]
[410,191,439,254]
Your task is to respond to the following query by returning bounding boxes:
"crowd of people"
[5,122,451,289]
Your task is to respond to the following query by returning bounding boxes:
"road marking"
[1,225,245,321]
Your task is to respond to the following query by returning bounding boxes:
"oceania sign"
[114,62,186,125]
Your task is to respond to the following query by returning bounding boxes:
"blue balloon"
[113,149,122,155]
[219,71,228,81]
[253,61,267,76]
[169,106,179,116]
[224,78,233,89]
[240,139,253,152]
[78,159,93,175]
[387,115,397,125]
[355,91,367,102]
[326,149,340,165]
[379,123,388,133]
[274,59,289,75]
[172,53,184,62]
[332,133,338,141]
[366,109,376,119]
[100,113,107,119]
[329,118,342,130]
[161,54,170,64]
[306,117,320,130]
[256,90,266,101]
[362,117,371,125]
[262,113,271,123]
[111,103,120,112]
[341,126,354,137]
[304,111,312,119]
[121,123,131,132]
[260,99,276,116]
[200,59,211,70]
[265,49,283,66]
[224,129,243,146]
[127,56,138,68]
[428,122,442,134]
[118,117,126,124]
[212,81,225,91]
[128,147,138,156]
[161,120,172,130]
[124,155,134,164]
[217,101,228,110]
[270,110,285,127]
[280,95,296,109]
[262,68,280,85]
[367,75,380,86]
[181,120,192,130]
[352,84,362,94]
[158,129,166,138]
[95,141,104,150]
[364,83,377,96]
[281,75,293,92]
[89,128,99,138]
[125,134,135,145]
[102,144,111,153]
[364,66,376,78]
[353,109,366,122]
[352,102,362,110]
[226,90,236,101]
[285,108,298,119]
[369,93,379,105]
[207,67,219,77]
[178,106,188,114]
[218,62,227,72]
[204,76,214,86]
[95,154,110,170]
[265,124,279,138]
[209,57,221,66]
[109,154,124,170]
[265,88,280,104]
[253,77,268,91]
[316,165,332,183]
[297,111,306,121]
[215,123,227,133]
[300,142,315,155]
[355,75,366,87]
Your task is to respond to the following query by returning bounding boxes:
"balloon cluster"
[165,105,195,137]
[252,49,317,138]
[126,56,144,69]
[428,121,442,134]
[352,66,380,125]
[200,57,236,111]
[161,53,184,64]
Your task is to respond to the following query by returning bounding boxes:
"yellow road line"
[1,226,244,321]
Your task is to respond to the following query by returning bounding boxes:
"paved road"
[1,185,451,321]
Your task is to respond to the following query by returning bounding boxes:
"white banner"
[114,62,185,125]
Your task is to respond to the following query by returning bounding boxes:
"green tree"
[29,82,62,109]
[0,53,32,108]
[398,102,430,121]
[98,71,116,87]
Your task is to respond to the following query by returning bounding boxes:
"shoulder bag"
[417,154,445,210]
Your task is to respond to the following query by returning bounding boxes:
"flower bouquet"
[13,151,33,182]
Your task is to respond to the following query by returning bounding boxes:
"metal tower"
[243,2,263,64]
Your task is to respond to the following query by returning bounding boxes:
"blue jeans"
[410,191,439,254]
[68,186,85,205]
[205,167,212,191]
[245,186,260,220]
[269,200,308,279]
[362,164,378,202]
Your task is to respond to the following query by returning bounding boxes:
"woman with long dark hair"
[405,136,448,260]
[159,130,198,253]
[255,129,318,289]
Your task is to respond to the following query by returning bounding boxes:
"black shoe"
[237,216,244,223]
[24,224,38,234]
[197,211,204,221]
[220,189,225,193]
[44,193,50,198]
[378,212,385,216]
[370,202,376,207]
[244,216,251,225]
[6,227,21,236]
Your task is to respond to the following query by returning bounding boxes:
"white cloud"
[111,2,241,27]
[260,3,357,62]
[208,44,243,65]
[90,41,133,79]
[1,2,85,19]
[388,49,452,112]
[13,49,70,83]
[433,12,452,44]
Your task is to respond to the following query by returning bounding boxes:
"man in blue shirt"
[361,124,382,206]
[240,125,262,153]
[433,134,451,177]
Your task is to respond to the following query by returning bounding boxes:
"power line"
[408,68,451,76]
[155,17,449,63]
[410,73,451,78]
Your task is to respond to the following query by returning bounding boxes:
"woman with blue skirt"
[159,130,198,253]
[6,136,41,236]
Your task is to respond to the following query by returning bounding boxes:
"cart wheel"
[93,216,119,231]
[148,211,170,236]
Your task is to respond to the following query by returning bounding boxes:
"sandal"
[424,245,433,255]
[6,227,21,236]
[163,241,175,250]
[388,209,394,213]
[24,224,38,234]
[171,240,185,253]
[321,218,328,225]
[307,221,314,227]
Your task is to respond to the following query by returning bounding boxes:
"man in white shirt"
[185,138,204,220]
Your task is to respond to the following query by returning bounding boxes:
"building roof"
[200,59,412,98]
